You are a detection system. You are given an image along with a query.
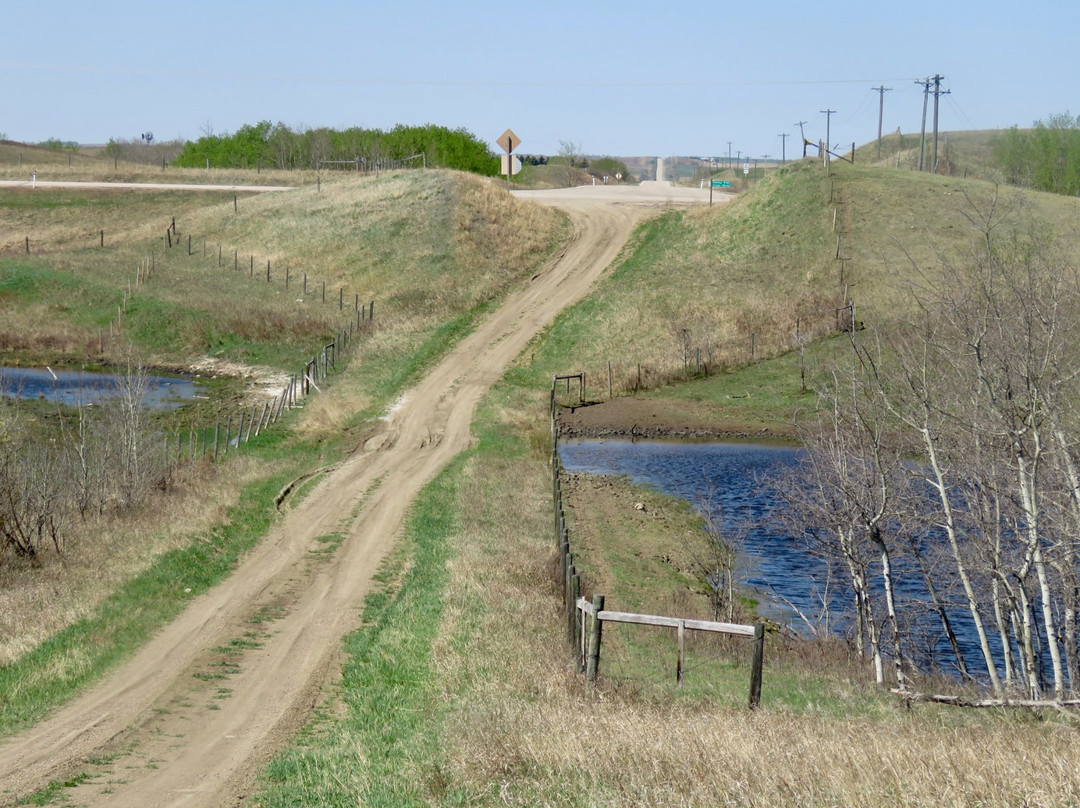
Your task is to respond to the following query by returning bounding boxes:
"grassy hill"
[847,128,1012,180]
[5,150,1080,806]
[252,157,1080,807]
[508,156,1080,432]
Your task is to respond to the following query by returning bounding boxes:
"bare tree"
[557,140,583,188]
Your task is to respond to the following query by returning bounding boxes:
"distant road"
[512,180,714,205]
[0,179,294,192]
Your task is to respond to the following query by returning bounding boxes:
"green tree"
[992,112,1080,195]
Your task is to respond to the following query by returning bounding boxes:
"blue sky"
[3,0,1076,159]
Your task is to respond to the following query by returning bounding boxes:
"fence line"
[549,373,766,706]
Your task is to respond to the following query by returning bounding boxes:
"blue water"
[559,439,811,620]
[0,366,205,411]
[558,438,1012,681]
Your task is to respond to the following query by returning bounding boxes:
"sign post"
[708,179,731,206]
[497,128,522,191]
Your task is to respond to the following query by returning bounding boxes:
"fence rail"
[550,372,765,706]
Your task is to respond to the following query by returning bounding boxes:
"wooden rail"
[577,597,765,707]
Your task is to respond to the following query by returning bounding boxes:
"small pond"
[558,438,1011,679]
[559,439,808,622]
[0,366,205,411]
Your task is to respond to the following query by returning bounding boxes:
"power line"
[820,109,836,174]
[795,121,808,157]
[930,74,949,173]
[874,85,892,160]
[0,60,930,90]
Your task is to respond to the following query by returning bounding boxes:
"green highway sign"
[710,180,731,187]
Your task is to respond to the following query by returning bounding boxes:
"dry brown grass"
[0,168,568,676]
[419,387,1080,806]
[0,455,270,665]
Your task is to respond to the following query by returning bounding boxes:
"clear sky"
[2,0,1076,160]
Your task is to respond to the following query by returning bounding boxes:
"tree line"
[992,112,1080,196]
[785,190,1080,701]
[173,121,500,175]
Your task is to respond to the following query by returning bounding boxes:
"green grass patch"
[255,454,466,807]
[15,771,95,806]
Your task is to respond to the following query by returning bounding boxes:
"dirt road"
[0,183,709,807]
[0,179,293,192]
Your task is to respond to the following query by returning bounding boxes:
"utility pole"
[778,132,788,164]
[820,109,836,174]
[795,120,808,157]
[930,74,949,174]
[916,77,930,171]
[874,85,891,160]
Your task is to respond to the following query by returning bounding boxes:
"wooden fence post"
[749,622,765,708]
[677,619,686,686]
[585,594,605,692]
[567,564,577,642]
[571,574,582,670]
[256,402,268,436]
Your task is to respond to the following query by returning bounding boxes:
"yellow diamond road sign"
[498,128,521,154]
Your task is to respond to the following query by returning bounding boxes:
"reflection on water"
[559,439,809,623]
[558,438,1003,679]
[0,367,205,411]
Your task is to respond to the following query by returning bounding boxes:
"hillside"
[518,156,1080,434]
[848,128,1009,179]
[4,158,1080,806]
[0,166,567,665]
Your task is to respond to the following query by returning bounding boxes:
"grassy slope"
[851,128,1016,179]
[252,158,1080,807]
[0,168,566,734]
[9,150,1080,805]
[515,157,1080,433]
[0,170,566,418]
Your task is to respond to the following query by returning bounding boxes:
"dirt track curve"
[0,182,710,807]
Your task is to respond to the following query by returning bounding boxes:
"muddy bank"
[556,396,796,442]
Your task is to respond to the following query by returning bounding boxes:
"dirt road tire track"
[0,187,710,807]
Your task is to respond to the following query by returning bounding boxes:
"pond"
[558,438,1008,680]
[0,366,206,411]
[559,439,810,620]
